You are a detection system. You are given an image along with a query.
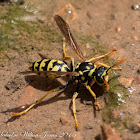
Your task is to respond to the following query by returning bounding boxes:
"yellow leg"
[72,92,79,130]
[97,62,122,70]
[86,48,116,62]
[86,85,101,110]
[12,85,67,116]
[63,38,74,70]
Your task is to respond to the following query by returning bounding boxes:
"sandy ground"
[0,0,140,140]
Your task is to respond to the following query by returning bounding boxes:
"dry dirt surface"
[0,0,140,140]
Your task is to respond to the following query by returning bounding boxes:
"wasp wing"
[19,70,79,77]
[54,15,86,61]
[38,71,79,76]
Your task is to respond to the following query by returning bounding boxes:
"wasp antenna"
[106,58,128,73]
[112,58,128,67]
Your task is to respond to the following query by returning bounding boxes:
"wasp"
[12,15,127,130]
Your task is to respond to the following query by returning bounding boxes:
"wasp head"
[94,67,109,89]
[94,58,128,90]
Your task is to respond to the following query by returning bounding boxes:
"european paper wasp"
[12,15,127,130]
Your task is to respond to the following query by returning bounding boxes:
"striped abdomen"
[30,59,70,79]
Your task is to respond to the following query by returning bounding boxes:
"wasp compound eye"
[94,67,107,85]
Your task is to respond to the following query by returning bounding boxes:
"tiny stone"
[96,35,100,39]
[132,4,140,10]
[137,69,140,74]
[85,124,93,129]
[60,116,69,125]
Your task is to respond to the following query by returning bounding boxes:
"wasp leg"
[96,62,122,70]
[86,85,101,110]
[63,38,74,71]
[12,84,68,116]
[72,92,79,130]
[86,48,116,62]
[63,38,73,60]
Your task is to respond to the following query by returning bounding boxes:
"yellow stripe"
[88,65,97,77]
[34,60,40,71]
[57,60,64,64]
[47,60,57,71]
[75,63,80,69]
[79,71,83,75]
[86,66,90,70]
[39,59,49,71]
[52,65,60,71]
[88,62,93,65]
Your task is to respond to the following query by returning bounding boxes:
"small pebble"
[132,35,139,41]
[115,26,121,32]
[132,4,140,10]
[86,43,90,49]
[101,123,121,140]
[118,77,134,88]
[73,132,83,140]
[134,75,140,84]
[85,124,93,129]
[60,116,70,125]
[136,123,140,132]
[96,34,100,39]
[137,69,140,74]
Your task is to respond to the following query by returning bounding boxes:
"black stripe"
[75,62,94,71]
[31,62,35,71]
[35,60,43,71]
[64,66,70,72]
[41,59,51,71]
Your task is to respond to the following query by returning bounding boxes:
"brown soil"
[0,0,140,140]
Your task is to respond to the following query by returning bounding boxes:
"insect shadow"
[25,74,106,118]
[24,74,105,103]
[2,73,106,123]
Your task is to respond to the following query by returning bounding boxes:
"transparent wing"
[54,15,86,61]
[19,70,79,76]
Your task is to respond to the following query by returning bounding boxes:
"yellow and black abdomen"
[30,59,70,79]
